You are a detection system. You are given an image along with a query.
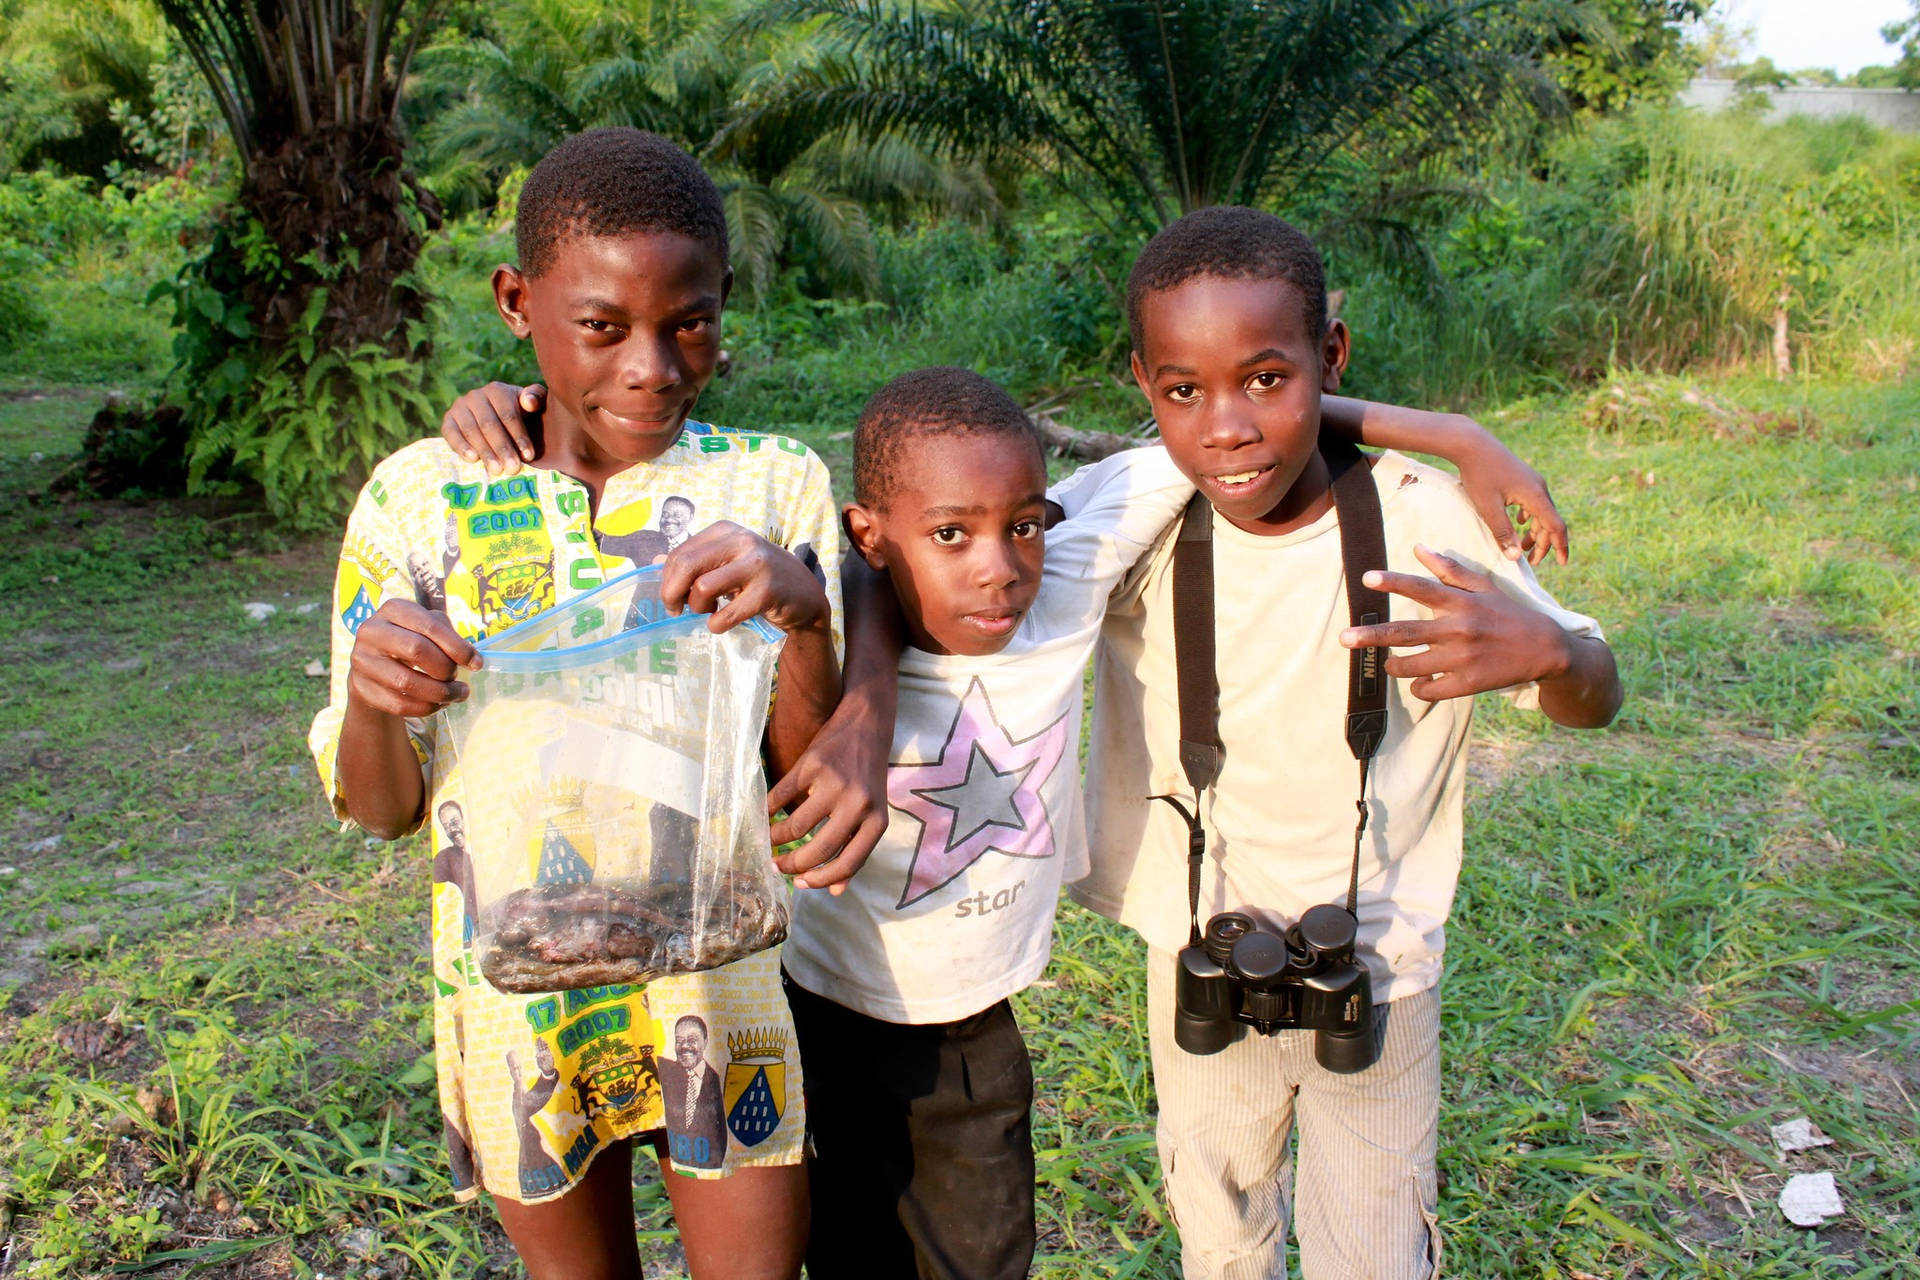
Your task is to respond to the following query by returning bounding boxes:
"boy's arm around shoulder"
[768,549,900,893]
[724,444,892,894]
[1040,445,1193,598]
[1322,395,1570,566]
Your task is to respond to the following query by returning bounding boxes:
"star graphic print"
[889,677,1070,907]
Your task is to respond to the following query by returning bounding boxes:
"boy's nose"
[619,335,684,391]
[1201,406,1262,451]
[974,541,1021,588]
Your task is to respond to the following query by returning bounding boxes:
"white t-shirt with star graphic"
[782,447,1193,1024]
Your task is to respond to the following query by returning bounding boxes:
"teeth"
[1217,470,1261,484]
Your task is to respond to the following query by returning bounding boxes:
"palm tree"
[730,0,1556,239]
[158,0,441,352]
[145,1,447,519]
[412,0,1001,299]
[411,0,711,210]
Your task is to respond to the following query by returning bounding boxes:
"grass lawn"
[0,373,1914,1278]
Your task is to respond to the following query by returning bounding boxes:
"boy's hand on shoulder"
[440,382,546,475]
[1447,418,1570,567]
[348,600,483,718]
[1340,545,1573,702]
[662,522,831,636]
[767,699,891,894]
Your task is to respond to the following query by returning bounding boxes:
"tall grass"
[1337,110,1920,409]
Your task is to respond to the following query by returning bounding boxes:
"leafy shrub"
[154,218,451,527]
[0,241,48,355]
[415,209,535,393]
[182,338,449,524]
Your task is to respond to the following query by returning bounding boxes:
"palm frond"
[777,183,879,294]
[720,178,788,301]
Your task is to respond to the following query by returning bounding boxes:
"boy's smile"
[847,433,1047,658]
[493,230,731,493]
[1131,274,1349,536]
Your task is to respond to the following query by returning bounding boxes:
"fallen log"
[1028,409,1155,461]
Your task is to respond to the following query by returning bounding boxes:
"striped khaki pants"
[1146,949,1443,1280]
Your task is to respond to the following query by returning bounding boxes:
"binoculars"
[1172,904,1380,1073]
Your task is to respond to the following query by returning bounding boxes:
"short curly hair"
[1125,206,1325,353]
[515,128,729,278]
[854,367,1041,508]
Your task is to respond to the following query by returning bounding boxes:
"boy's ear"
[720,265,734,309]
[493,264,533,338]
[1320,318,1351,394]
[841,502,888,570]
[1128,348,1152,401]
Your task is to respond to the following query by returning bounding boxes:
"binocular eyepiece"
[1173,904,1380,1073]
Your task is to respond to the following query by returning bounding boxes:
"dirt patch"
[1581,379,1820,443]
[1466,730,1592,791]
[1751,1039,1918,1116]
[0,387,97,404]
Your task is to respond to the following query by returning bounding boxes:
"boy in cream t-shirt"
[779,366,1193,1279]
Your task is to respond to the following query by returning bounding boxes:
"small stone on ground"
[1771,1116,1834,1153]
[1778,1171,1844,1227]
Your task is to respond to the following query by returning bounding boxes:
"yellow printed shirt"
[308,422,839,1204]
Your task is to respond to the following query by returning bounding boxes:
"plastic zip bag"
[443,566,789,994]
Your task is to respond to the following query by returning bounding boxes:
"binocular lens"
[1314,1022,1382,1075]
[1295,903,1358,956]
[1203,911,1257,966]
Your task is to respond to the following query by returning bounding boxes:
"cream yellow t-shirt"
[1065,450,1603,1003]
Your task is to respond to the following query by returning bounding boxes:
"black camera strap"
[1154,437,1390,947]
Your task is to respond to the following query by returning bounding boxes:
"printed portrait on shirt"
[660,1014,728,1169]
[597,494,699,566]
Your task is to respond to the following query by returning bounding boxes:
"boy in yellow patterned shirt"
[308,128,839,1278]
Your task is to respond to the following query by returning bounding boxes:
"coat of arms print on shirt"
[887,677,1070,907]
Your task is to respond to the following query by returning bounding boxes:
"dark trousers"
[784,972,1036,1280]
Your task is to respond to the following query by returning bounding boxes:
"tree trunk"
[241,116,437,356]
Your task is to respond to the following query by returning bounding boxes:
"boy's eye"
[1012,520,1040,539]
[1249,371,1284,390]
[580,319,617,334]
[679,316,716,337]
[931,527,966,545]
[1164,383,1198,403]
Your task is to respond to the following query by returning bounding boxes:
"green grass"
[0,372,1915,1277]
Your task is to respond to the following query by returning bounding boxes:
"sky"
[1728,0,1912,74]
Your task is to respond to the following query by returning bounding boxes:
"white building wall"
[1680,79,1920,132]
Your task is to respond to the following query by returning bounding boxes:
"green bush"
[0,242,48,355]
[0,171,219,387]
[415,206,536,394]
[158,220,451,527]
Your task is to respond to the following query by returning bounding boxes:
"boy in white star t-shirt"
[779,366,1194,1279]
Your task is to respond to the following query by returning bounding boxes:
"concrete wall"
[1680,79,1920,132]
